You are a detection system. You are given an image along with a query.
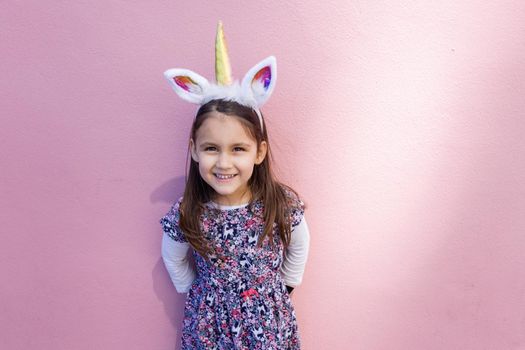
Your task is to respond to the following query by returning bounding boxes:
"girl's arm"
[281,216,311,293]
[161,233,197,293]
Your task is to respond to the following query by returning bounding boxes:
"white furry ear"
[163,68,210,104]
[241,56,277,108]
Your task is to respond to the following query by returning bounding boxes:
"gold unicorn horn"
[215,21,232,85]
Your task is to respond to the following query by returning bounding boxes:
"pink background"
[2,1,525,349]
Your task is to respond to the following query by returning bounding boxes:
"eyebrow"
[199,142,252,148]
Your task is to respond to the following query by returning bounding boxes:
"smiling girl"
[160,22,310,349]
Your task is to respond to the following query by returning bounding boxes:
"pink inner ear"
[252,66,271,90]
[174,76,202,93]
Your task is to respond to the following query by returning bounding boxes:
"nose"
[216,151,232,169]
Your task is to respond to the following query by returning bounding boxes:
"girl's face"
[190,111,267,206]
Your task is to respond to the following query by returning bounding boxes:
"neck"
[212,191,252,206]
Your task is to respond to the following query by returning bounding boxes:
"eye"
[204,146,218,152]
[233,147,246,152]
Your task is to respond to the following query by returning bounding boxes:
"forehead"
[195,112,256,144]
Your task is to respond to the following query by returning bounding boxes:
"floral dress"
[160,191,305,350]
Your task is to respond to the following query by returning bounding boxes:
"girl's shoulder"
[159,196,186,243]
[165,196,184,219]
[279,184,304,208]
[279,184,306,228]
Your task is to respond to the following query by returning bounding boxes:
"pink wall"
[2,1,525,349]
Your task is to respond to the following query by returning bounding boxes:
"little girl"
[160,22,310,349]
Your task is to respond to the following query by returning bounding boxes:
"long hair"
[178,99,300,259]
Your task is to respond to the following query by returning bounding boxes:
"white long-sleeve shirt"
[161,203,310,294]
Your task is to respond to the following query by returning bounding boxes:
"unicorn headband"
[163,21,277,130]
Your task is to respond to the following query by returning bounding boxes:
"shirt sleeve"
[280,215,310,287]
[159,197,187,243]
[161,232,197,293]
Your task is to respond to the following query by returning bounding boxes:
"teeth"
[215,173,236,179]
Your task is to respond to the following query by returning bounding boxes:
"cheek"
[239,157,257,173]
[197,155,215,172]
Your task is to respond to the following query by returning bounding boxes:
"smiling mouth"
[214,173,237,179]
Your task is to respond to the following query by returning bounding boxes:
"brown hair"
[179,99,300,259]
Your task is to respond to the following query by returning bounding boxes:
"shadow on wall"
[151,175,187,206]
[151,175,189,350]
[152,258,190,350]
